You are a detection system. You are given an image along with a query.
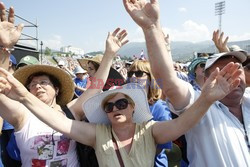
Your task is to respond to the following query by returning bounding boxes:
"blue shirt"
[74,77,87,96]
[2,120,14,130]
[149,99,172,167]
[176,71,201,91]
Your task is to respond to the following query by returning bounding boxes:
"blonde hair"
[128,60,162,105]
[101,93,135,110]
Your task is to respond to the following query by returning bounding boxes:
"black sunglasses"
[104,98,129,113]
[127,70,147,78]
[197,63,205,68]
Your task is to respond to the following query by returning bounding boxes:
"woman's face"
[28,75,57,105]
[127,69,150,90]
[87,62,97,78]
[104,93,134,124]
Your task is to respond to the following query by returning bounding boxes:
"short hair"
[26,72,61,92]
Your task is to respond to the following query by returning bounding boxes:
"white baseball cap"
[204,51,247,71]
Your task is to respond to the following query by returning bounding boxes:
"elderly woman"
[0,2,128,166]
[127,60,172,166]
[0,57,242,167]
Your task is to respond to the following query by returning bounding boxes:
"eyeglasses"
[127,70,148,78]
[28,80,52,89]
[104,98,129,113]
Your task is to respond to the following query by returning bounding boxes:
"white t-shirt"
[15,113,79,167]
[171,83,250,167]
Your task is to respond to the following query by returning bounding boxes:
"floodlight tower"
[215,1,225,32]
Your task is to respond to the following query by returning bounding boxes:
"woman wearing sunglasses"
[127,60,172,166]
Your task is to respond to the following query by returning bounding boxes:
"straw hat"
[77,54,103,69]
[83,83,153,124]
[78,54,125,91]
[13,65,74,106]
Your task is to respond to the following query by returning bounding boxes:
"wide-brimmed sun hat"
[204,51,247,71]
[78,54,125,91]
[83,83,153,124]
[77,54,103,70]
[13,65,74,106]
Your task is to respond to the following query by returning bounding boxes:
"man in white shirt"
[122,0,250,166]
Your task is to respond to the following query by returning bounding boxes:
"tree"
[44,47,52,56]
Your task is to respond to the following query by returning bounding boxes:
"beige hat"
[13,65,74,106]
[78,54,125,91]
[77,54,103,70]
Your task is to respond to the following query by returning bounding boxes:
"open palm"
[105,28,128,57]
[201,63,242,103]
[0,3,23,48]
[123,0,160,29]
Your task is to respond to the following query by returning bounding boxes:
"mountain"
[117,40,250,62]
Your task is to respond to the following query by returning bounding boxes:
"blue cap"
[9,54,17,65]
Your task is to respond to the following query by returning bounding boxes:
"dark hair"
[88,61,99,71]
[243,58,250,67]
[26,72,61,92]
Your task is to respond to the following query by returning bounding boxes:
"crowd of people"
[0,0,249,167]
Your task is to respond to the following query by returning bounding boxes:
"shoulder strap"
[61,105,99,167]
[111,132,125,167]
[61,105,75,120]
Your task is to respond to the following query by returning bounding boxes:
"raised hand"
[201,62,242,104]
[123,0,160,30]
[0,2,23,48]
[212,30,230,53]
[0,68,29,101]
[105,27,129,57]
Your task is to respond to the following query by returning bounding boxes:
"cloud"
[228,33,250,42]
[129,27,145,42]
[43,35,63,50]
[178,7,187,12]
[162,20,210,42]
[123,20,249,45]
[129,20,210,43]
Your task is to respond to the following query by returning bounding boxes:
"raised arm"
[0,2,26,130]
[152,62,242,143]
[0,68,96,147]
[0,2,23,70]
[68,28,128,120]
[212,29,230,53]
[123,0,190,109]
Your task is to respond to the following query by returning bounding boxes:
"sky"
[2,0,250,53]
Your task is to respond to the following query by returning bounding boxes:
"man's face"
[206,56,246,101]
[244,64,250,87]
